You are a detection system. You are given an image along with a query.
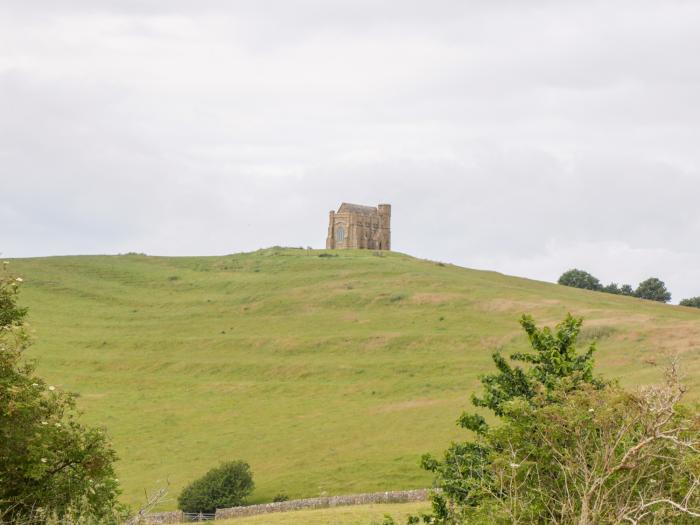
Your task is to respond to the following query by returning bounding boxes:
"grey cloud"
[1,1,700,301]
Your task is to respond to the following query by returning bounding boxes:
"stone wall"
[141,510,185,524]
[214,488,430,520]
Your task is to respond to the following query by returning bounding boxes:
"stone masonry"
[326,203,391,250]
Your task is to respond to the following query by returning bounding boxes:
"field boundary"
[144,488,432,522]
[215,489,431,520]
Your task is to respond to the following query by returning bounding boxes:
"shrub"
[421,314,603,522]
[680,296,700,308]
[178,460,254,514]
[463,374,700,524]
[620,283,635,296]
[416,314,700,524]
[602,282,620,294]
[635,277,672,303]
[272,493,289,503]
[558,269,602,291]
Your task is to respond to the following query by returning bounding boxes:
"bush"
[558,269,602,291]
[416,313,700,524]
[619,283,635,296]
[178,460,254,514]
[420,314,603,522]
[635,277,672,303]
[0,264,122,523]
[272,493,289,503]
[680,296,700,308]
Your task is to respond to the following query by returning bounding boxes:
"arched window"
[336,226,345,242]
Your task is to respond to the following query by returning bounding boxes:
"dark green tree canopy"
[557,269,602,291]
[620,283,635,296]
[178,460,254,514]
[635,277,672,303]
[602,282,620,294]
[679,296,700,308]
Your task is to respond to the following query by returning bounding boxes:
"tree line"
[558,269,700,307]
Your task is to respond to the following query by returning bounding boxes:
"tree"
[602,282,621,295]
[680,297,700,309]
[420,314,603,522]
[465,364,700,524]
[178,460,254,514]
[635,277,672,303]
[0,264,122,523]
[558,269,603,291]
[620,284,635,296]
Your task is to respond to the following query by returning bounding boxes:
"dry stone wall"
[141,510,185,524]
[215,488,430,520]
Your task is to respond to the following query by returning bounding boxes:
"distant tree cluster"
[558,269,672,303]
[680,297,700,309]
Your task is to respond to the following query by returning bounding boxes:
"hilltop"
[9,248,700,509]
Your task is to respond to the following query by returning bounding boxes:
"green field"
[9,249,700,510]
[217,501,430,524]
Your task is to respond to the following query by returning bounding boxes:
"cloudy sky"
[2,1,700,301]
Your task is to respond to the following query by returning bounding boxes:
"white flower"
[15,277,23,282]
[41,458,47,463]
[32,383,39,387]
[41,421,48,425]
[588,408,595,413]
[509,463,520,469]
[55,422,62,428]
[48,386,55,391]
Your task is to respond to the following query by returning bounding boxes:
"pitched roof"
[337,202,377,215]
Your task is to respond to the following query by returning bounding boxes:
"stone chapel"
[326,203,391,250]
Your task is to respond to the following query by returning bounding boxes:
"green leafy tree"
[463,369,700,524]
[557,269,602,291]
[602,282,620,294]
[620,283,635,296]
[0,264,122,523]
[420,314,603,523]
[635,277,672,303]
[178,460,254,514]
[680,297,700,308]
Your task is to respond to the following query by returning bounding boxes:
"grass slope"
[9,249,700,509]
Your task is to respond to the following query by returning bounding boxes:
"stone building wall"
[326,203,391,250]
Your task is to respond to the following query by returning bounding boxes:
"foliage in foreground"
[0,264,123,524]
[418,314,700,524]
[466,371,699,524]
[178,460,254,514]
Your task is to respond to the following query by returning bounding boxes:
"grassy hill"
[9,248,700,509]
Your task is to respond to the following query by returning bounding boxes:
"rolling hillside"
[9,248,700,509]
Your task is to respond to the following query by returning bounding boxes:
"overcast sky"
[2,1,700,301]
